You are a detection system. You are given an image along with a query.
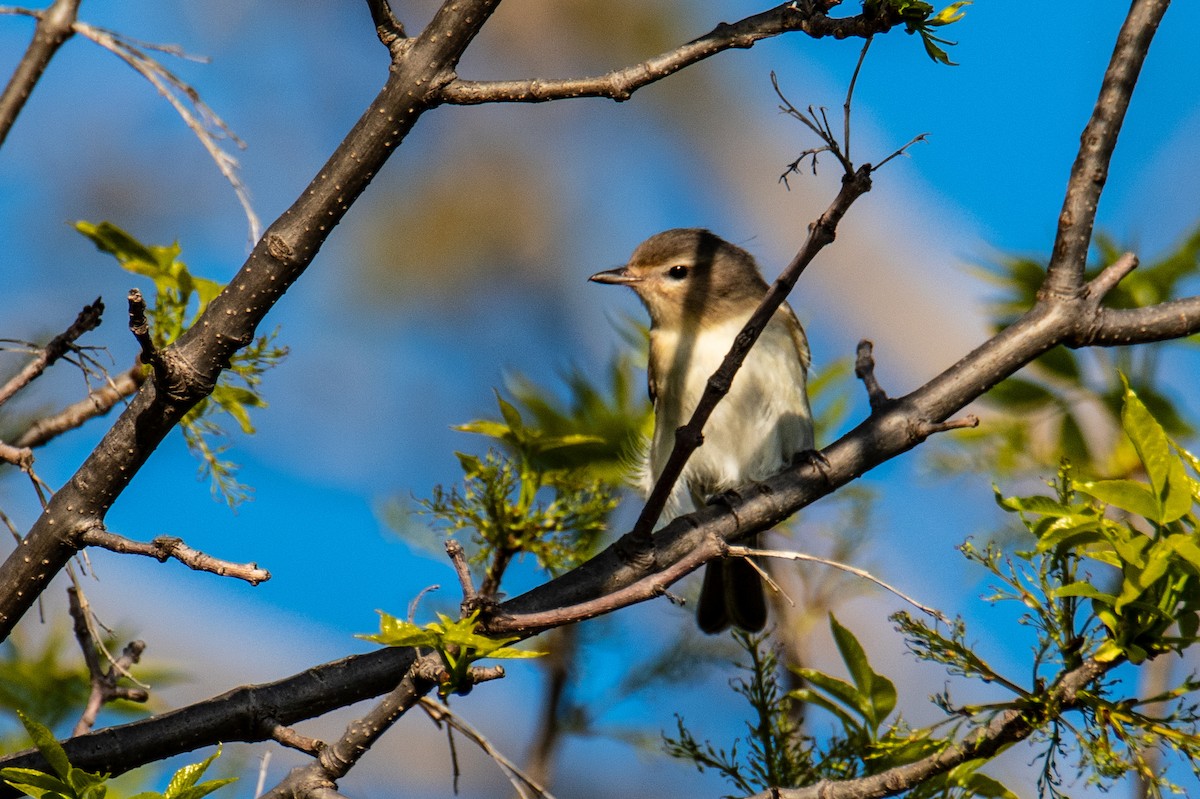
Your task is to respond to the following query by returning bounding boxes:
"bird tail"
[696,533,767,634]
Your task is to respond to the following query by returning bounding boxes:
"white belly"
[645,309,813,522]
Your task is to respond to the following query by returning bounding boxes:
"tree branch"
[260,654,439,799]
[68,586,148,737]
[78,526,271,585]
[12,364,144,449]
[746,658,1112,799]
[0,0,505,643]
[1041,0,1169,297]
[0,0,81,147]
[0,297,103,408]
[440,3,897,105]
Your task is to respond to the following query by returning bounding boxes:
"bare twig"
[445,539,477,603]
[68,586,148,736]
[126,290,159,370]
[726,545,949,624]
[266,721,325,756]
[0,0,81,146]
[441,4,899,106]
[73,22,261,245]
[420,697,558,799]
[0,298,103,408]
[365,0,406,48]
[13,364,144,448]
[0,442,32,469]
[79,527,271,585]
[843,37,872,165]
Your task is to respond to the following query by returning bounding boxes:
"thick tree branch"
[1042,0,1169,297]
[0,0,81,147]
[441,2,897,105]
[0,0,503,642]
[0,646,418,784]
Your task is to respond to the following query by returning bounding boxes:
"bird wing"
[779,303,812,370]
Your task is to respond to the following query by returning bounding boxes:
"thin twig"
[13,364,144,448]
[0,298,103,408]
[727,545,949,624]
[73,22,261,245]
[79,526,271,585]
[854,340,889,410]
[420,697,558,799]
[68,585,148,736]
[843,37,872,165]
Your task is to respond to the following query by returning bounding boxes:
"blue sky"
[1,2,1199,796]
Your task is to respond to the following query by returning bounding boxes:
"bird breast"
[646,308,814,520]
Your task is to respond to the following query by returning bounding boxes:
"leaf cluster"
[359,609,541,698]
[423,378,638,589]
[666,622,1015,798]
[0,713,234,799]
[673,383,1200,798]
[74,221,287,505]
[865,0,971,65]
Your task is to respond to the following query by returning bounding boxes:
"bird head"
[589,228,769,330]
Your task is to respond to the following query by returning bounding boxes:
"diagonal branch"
[12,364,144,448]
[1041,0,1170,297]
[440,3,897,105]
[0,298,103,408]
[747,658,1112,799]
[0,0,505,643]
[259,654,440,799]
[0,0,82,147]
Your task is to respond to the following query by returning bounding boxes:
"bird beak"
[589,266,640,285]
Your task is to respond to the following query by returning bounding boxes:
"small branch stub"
[854,340,890,410]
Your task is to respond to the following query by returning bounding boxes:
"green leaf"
[453,420,512,440]
[829,615,896,725]
[792,668,867,717]
[946,759,1018,799]
[0,768,72,799]
[929,0,971,25]
[495,393,523,431]
[1054,582,1117,605]
[1076,479,1162,523]
[164,748,219,798]
[17,713,70,782]
[1121,377,1191,522]
[788,685,863,734]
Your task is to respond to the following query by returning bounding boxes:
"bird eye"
[668,265,689,280]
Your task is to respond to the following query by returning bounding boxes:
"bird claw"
[791,448,831,482]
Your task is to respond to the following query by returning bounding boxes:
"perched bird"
[590,228,814,633]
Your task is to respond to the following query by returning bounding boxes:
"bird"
[590,228,814,633]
